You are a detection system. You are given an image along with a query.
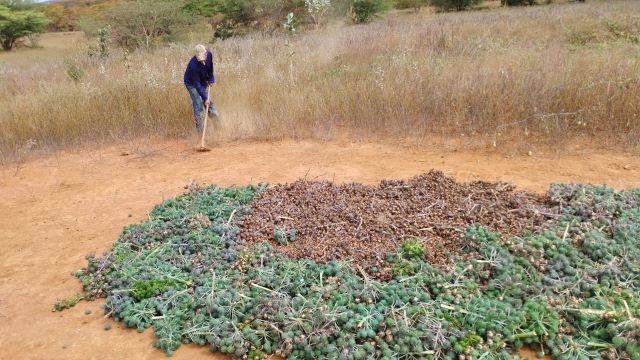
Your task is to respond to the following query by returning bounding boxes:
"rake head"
[195,145,211,152]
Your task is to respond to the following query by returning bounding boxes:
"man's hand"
[204,99,210,108]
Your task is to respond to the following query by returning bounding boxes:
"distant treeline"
[39,0,555,36]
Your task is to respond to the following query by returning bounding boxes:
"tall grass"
[1,1,639,160]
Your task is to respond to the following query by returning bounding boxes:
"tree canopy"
[0,4,49,51]
[0,0,36,11]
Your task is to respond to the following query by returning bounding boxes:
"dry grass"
[1,1,639,161]
[0,32,86,64]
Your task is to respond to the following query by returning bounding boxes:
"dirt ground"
[1,139,639,360]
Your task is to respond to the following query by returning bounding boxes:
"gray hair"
[194,44,206,61]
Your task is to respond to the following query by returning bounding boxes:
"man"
[184,44,219,134]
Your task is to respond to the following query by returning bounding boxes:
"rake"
[195,86,212,152]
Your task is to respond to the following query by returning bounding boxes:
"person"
[184,44,219,134]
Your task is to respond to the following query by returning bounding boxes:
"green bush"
[431,0,482,11]
[350,0,386,23]
[213,19,237,40]
[501,0,535,6]
[97,25,110,59]
[184,0,218,16]
[64,58,85,83]
[393,0,428,11]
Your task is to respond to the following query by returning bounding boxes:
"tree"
[0,5,49,51]
[44,1,115,33]
[101,0,192,49]
[0,0,35,11]
[44,3,76,32]
[305,0,331,29]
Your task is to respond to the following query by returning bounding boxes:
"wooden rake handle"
[200,84,211,148]
[199,86,211,148]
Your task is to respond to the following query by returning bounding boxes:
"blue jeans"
[186,85,217,133]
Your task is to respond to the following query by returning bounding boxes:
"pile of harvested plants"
[239,171,552,279]
[56,173,640,359]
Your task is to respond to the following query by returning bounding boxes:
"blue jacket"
[183,50,215,101]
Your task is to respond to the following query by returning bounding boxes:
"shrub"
[64,58,86,83]
[184,0,219,17]
[350,0,386,23]
[607,18,640,44]
[209,0,306,39]
[81,0,192,49]
[305,0,331,29]
[431,0,482,11]
[501,0,535,6]
[215,0,255,25]
[566,28,599,46]
[97,25,110,59]
[283,11,297,33]
[213,19,237,40]
[393,0,428,11]
[26,32,39,47]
